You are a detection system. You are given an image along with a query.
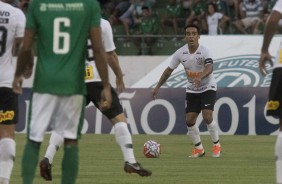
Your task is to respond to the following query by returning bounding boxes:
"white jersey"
[0,2,26,88]
[169,44,217,93]
[273,0,282,68]
[207,12,223,35]
[85,19,116,83]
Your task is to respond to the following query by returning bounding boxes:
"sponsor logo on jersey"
[267,101,280,111]
[149,55,273,88]
[40,3,84,11]
[196,57,203,65]
[0,18,8,24]
[0,111,15,123]
[0,11,10,17]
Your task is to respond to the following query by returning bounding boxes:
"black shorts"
[185,90,216,113]
[266,67,282,118]
[0,87,18,125]
[86,82,123,119]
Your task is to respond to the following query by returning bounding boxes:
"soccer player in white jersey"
[152,24,221,158]
[39,18,152,181]
[259,0,282,183]
[0,0,25,183]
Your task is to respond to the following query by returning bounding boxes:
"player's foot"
[189,148,205,158]
[124,162,152,177]
[212,144,221,158]
[39,157,52,181]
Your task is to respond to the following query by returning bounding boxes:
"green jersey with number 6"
[25,0,101,95]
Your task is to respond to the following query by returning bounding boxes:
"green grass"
[11,134,276,184]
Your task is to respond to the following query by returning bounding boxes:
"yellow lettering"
[0,111,15,123]
[267,101,280,110]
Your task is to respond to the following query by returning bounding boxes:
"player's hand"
[259,52,273,76]
[116,77,125,93]
[99,86,112,111]
[12,76,23,94]
[152,88,159,100]
[192,77,201,88]
[23,65,33,78]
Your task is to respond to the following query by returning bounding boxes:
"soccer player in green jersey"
[12,0,112,183]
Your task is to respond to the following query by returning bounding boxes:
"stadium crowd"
[95,0,279,55]
[13,0,280,55]
[99,0,277,35]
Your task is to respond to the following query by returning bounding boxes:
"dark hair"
[208,3,217,12]
[142,6,150,11]
[184,24,200,34]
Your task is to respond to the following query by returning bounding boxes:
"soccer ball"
[143,140,161,158]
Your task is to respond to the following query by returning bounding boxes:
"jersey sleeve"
[169,48,182,69]
[15,9,26,38]
[273,0,282,14]
[216,12,223,20]
[204,46,213,65]
[25,0,37,31]
[89,0,101,28]
[101,19,116,52]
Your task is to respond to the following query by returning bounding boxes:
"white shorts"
[241,17,261,28]
[28,93,85,142]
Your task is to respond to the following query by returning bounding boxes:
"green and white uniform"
[25,0,101,141]
[26,0,101,95]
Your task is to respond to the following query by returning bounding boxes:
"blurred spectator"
[209,0,229,16]
[224,0,240,20]
[185,0,206,34]
[182,0,193,9]
[108,0,131,25]
[160,0,184,38]
[204,3,230,35]
[119,0,154,41]
[133,6,160,55]
[181,0,193,27]
[233,0,263,34]
[208,0,231,33]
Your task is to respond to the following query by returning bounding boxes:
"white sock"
[187,124,203,149]
[45,131,64,164]
[114,122,136,164]
[207,120,220,145]
[275,132,282,184]
[0,138,15,182]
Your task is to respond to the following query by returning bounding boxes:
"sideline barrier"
[14,36,282,135]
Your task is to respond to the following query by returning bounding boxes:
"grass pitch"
[11,134,276,184]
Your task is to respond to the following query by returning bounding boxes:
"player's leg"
[110,114,151,176]
[22,93,55,184]
[0,126,16,184]
[88,82,151,176]
[57,95,84,184]
[112,117,151,176]
[201,90,221,158]
[276,120,282,184]
[0,88,17,184]
[40,131,64,181]
[267,68,282,184]
[185,93,205,158]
